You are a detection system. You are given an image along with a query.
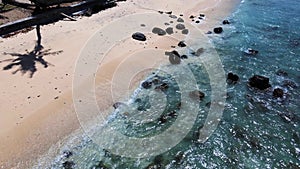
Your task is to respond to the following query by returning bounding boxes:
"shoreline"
[0,0,240,168]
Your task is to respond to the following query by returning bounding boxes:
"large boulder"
[248,75,271,90]
[213,27,223,34]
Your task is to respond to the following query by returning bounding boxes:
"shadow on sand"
[0,25,63,78]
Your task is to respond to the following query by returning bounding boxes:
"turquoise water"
[42,0,300,168]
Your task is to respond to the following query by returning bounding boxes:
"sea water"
[40,0,300,168]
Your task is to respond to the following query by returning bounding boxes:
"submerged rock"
[276,69,288,76]
[248,75,271,90]
[282,80,298,88]
[245,48,259,55]
[132,32,146,41]
[227,72,239,84]
[273,88,284,98]
[213,27,223,34]
[278,111,296,123]
[189,90,205,101]
[62,161,75,169]
[155,83,169,92]
[191,48,204,56]
[152,27,166,36]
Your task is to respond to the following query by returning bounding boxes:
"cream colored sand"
[0,0,240,168]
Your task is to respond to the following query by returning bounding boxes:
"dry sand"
[0,0,240,168]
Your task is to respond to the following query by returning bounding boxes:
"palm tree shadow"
[0,25,63,78]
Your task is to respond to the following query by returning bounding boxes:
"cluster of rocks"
[209,19,231,34]
[227,72,289,99]
[189,13,205,24]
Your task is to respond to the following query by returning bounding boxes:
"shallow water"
[38,0,300,168]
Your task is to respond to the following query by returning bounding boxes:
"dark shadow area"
[0,25,63,78]
[0,14,8,19]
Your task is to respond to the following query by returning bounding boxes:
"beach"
[1,0,241,168]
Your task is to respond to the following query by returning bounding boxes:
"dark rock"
[199,14,205,17]
[155,83,169,92]
[248,75,271,90]
[195,20,200,24]
[182,29,189,35]
[63,150,73,158]
[164,22,170,26]
[113,102,125,109]
[180,55,188,59]
[151,77,161,85]
[152,27,166,36]
[273,88,284,98]
[227,72,239,83]
[62,161,75,169]
[245,48,259,55]
[189,15,195,19]
[276,69,288,76]
[165,11,172,14]
[231,125,246,139]
[222,20,230,25]
[132,32,146,41]
[169,15,177,19]
[158,115,168,124]
[153,155,164,164]
[167,111,177,118]
[176,24,185,30]
[142,81,152,89]
[213,27,223,34]
[165,50,181,64]
[189,90,205,101]
[174,151,184,164]
[178,41,187,47]
[166,27,174,34]
[140,24,146,27]
[206,31,212,34]
[177,18,184,22]
[158,11,163,14]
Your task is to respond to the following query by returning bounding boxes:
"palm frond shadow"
[0,25,63,78]
[1,45,63,78]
